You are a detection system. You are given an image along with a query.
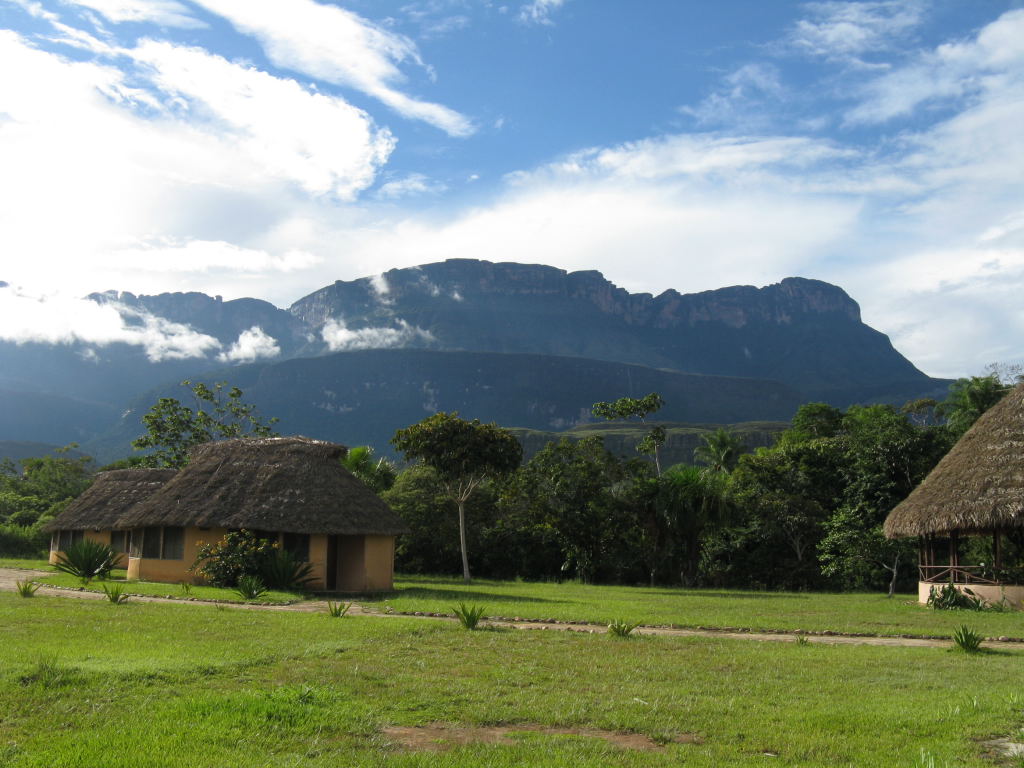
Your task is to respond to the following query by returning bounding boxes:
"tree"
[937,373,1012,439]
[132,380,279,468]
[658,464,732,586]
[391,412,522,582]
[340,446,397,495]
[693,428,747,473]
[592,393,667,474]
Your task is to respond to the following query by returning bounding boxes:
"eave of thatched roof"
[116,436,409,536]
[44,469,177,532]
[885,382,1024,538]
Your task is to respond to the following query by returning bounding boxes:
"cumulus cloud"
[188,0,474,136]
[61,0,205,28]
[321,318,435,351]
[218,325,280,363]
[518,0,566,26]
[0,285,221,361]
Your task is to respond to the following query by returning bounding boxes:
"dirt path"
[2,567,1019,650]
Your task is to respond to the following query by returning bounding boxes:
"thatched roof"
[885,382,1024,538]
[45,469,177,532]
[116,437,409,536]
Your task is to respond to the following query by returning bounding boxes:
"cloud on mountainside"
[321,318,435,352]
[218,326,281,363]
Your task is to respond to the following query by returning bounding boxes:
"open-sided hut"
[46,468,177,565]
[885,381,1024,606]
[113,437,409,591]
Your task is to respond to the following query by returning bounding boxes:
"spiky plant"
[452,602,487,630]
[607,619,642,638]
[53,540,122,583]
[234,574,268,600]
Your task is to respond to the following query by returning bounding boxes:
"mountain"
[290,259,946,403]
[0,259,952,457]
[89,349,804,462]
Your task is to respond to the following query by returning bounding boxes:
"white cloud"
[130,39,395,197]
[845,8,1024,124]
[106,239,321,273]
[680,64,785,128]
[218,325,280,363]
[518,0,565,26]
[375,172,446,199]
[61,0,204,28]
[188,0,474,136]
[321,318,434,351]
[0,286,221,361]
[789,0,924,64]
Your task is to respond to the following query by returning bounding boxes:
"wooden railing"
[919,565,999,585]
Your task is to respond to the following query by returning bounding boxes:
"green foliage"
[102,583,129,604]
[926,583,986,611]
[937,373,1012,439]
[392,411,522,582]
[53,539,121,583]
[326,600,351,618]
[658,464,732,586]
[257,549,315,591]
[132,380,279,468]
[191,530,280,588]
[950,625,983,653]
[234,574,268,600]
[451,602,487,630]
[14,579,39,597]
[592,393,666,472]
[0,522,49,559]
[179,581,192,596]
[607,618,641,638]
[340,445,397,494]
[0,446,95,537]
[693,427,747,473]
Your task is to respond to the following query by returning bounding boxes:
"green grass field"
[34,571,303,604]
[383,575,1024,640]
[1,591,1022,767]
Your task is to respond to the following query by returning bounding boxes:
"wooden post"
[949,532,959,575]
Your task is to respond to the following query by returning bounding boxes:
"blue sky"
[0,0,1022,377]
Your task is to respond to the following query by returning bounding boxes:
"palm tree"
[340,446,397,494]
[693,428,746,473]
[659,464,731,586]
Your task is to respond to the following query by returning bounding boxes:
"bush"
[191,530,279,588]
[926,582,986,611]
[258,549,315,591]
[53,539,122,583]
[0,522,49,559]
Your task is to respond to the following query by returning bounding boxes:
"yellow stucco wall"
[307,534,329,590]
[363,535,396,592]
[129,526,227,584]
[918,581,1024,609]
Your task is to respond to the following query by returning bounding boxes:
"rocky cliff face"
[289,259,927,401]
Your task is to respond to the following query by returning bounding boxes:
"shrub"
[926,582,986,611]
[0,522,49,558]
[951,625,983,653]
[102,583,129,604]
[452,602,487,630]
[191,530,278,588]
[15,579,39,598]
[326,600,351,618]
[53,539,122,583]
[608,619,641,638]
[235,574,268,600]
[258,549,315,591]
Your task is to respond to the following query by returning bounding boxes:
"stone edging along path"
[3,567,1023,650]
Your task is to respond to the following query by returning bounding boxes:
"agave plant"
[53,540,122,583]
[257,549,315,591]
[102,583,130,604]
[452,602,487,630]
[951,625,983,654]
[607,619,642,638]
[234,574,268,600]
[15,579,40,598]
[326,600,352,618]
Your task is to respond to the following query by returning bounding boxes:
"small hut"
[885,381,1024,607]
[47,468,177,565]
[47,437,409,592]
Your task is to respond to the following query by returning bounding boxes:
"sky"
[0,0,1022,378]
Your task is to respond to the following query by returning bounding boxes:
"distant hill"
[88,349,804,462]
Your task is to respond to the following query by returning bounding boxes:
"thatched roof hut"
[885,382,1024,538]
[45,469,177,532]
[116,436,409,535]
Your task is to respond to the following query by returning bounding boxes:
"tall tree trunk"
[457,499,471,583]
[886,553,899,598]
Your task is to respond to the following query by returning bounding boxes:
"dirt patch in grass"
[382,723,701,752]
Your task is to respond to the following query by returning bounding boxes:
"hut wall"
[336,535,366,591]
[48,529,108,565]
[917,581,1024,610]
[307,534,329,591]
[129,526,226,584]
[364,535,396,592]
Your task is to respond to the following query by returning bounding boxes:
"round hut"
[115,436,409,591]
[885,381,1024,607]
[46,468,177,565]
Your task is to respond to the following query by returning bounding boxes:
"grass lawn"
[381,575,1024,640]
[1,591,1022,767]
[33,571,305,604]
[0,557,52,570]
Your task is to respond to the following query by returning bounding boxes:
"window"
[141,527,162,559]
[58,529,84,551]
[161,526,184,560]
[110,530,128,553]
[282,533,310,562]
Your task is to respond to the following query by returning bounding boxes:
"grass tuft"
[102,583,130,604]
[951,625,983,653]
[14,579,39,598]
[234,575,268,601]
[326,600,351,618]
[607,618,641,638]
[451,602,487,630]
